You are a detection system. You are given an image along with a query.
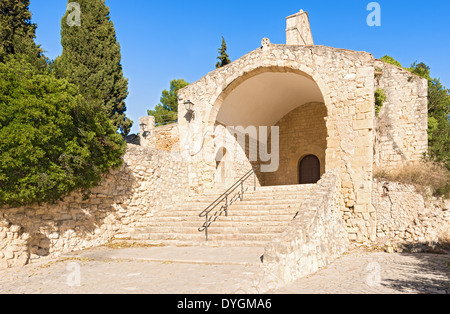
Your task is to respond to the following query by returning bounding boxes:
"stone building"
[140,10,429,241]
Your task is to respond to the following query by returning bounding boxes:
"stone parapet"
[263,170,349,283]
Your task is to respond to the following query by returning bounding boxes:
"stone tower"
[286,10,314,46]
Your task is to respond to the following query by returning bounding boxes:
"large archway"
[210,67,328,187]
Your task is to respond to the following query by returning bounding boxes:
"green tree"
[0,55,126,206]
[0,0,45,67]
[148,79,190,126]
[216,36,231,69]
[54,0,132,136]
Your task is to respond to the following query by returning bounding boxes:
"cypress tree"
[0,0,45,66]
[216,36,231,69]
[54,0,132,136]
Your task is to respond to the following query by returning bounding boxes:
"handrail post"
[205,213,209,241]
[225,195,228,217]
[240,181,244,201]
[253,171,256,191]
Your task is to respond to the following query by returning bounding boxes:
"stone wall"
[150,123,180,152]
[372,180,449,249]
[0,145,189,269]
[262,102,327,186]
[140,116,180,152]
[263,170,349,283]
[373,60,428,168]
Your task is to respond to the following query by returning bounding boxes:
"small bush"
[374,161,450,199]
[374,88,386,117]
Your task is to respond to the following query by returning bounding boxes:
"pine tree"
[216,36,231,69]
[0,0,45,66]
[148,79,189,126]
[54,0,132,136]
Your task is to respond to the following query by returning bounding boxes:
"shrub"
[374,161,450,199]
[0,56,126,207]
[374,88,386,117]
[380,55,402,68]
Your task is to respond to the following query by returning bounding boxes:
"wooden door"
[299,155,320,184]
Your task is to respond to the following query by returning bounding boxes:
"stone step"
[134,212,296,221]
[202,184,315,195]
[156,209,298,218]
[136,224,287,234]
[132,232,280,242]
[111,239,270,248]
[133,219,292,228]
[185,192,311,203]
[180,200,302,210]
[158,204,300,212]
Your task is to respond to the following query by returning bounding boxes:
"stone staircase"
[120,184,315,247]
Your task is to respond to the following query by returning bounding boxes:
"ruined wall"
[140,116,180,152]
[372,180,449,249]
[0,145,189,269]
[373,60,428,168]
[263,170,349,283]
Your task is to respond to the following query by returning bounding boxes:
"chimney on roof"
[286,10,314,46]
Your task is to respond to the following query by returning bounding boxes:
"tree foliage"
[148,79,190,126]
[0,0,45,67]
[216,36,231,69]
[375,88,386,117]
[0,56,126,206]
[54,0,132,136]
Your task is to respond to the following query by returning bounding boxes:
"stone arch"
[204,61,333,183]
[207,63,332,128]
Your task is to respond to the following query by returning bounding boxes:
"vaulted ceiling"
[216,72,324,128]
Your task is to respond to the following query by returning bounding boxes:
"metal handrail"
[198,169,256,241]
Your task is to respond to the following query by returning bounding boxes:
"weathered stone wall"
[212,122,277,190]
[373,60,428,168]
[140,116,180,152]
[0,145,189,269]
[262,102,327,186]
[263,170,349,283]
[150,123,180,152]
[372,180,449,248]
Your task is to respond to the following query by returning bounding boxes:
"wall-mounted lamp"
[139,122,151,138]
[184,100,195,113]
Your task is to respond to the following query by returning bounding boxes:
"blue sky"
[29,0,450,134]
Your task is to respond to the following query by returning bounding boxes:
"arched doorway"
[299,155,320,184]
[211,69,327,188]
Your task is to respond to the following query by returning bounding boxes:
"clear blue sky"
[29,0,450,134]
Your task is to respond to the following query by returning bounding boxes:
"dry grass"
[374,161,450,199]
